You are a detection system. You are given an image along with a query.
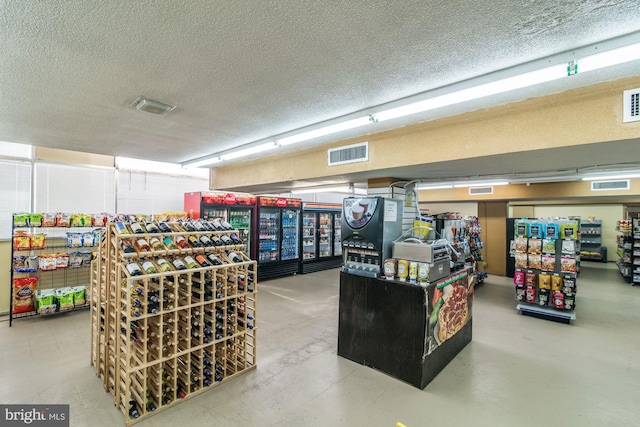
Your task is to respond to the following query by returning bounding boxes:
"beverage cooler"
[254,196,302,280]
[184,191,256,256]
[300,202,343,274]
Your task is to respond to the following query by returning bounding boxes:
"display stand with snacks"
[511,218,579,323]
[579,218,606,262]
[615,219,633,283]
[90,218,257,426]
[9,212,106,326]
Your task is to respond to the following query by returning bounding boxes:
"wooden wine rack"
[90,222,257,425]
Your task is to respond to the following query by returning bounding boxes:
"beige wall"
[420,202,478,217]
[211,76,640,190]
[533,204,623,260]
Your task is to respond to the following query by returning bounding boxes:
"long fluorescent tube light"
[375,65,567,122]
[220,142,278,161]
[417,184,454,190]
[183,156,223,169]
[0,141,32,159]
[453,181,509,188]
[278,116,372,146]
[577,42,640,73]
[116,156,209,178]
[582,173,640,181]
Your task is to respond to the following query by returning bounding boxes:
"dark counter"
[337,270,473,389]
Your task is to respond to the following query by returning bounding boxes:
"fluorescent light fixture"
[183,156,223,169]
[0,141,32,159]
[220,142,278,161]
[453,181,509,188]
[278,116,371,146]
[375,65,567,122]
[416,184,454,190]
[577,42,640,73]
[116,156,208,178]
[582,173,640,181]
[291,184,366,194]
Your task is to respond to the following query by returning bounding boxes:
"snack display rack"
[615,220,632,283]
[580,219,606,262]
[511,218,579,323]
[9,213,103,326]
[90,220,257,425]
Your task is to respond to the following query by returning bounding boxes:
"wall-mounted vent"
[328,142,368,166]
[623,88,640,123]
[469,186,494,195]
[591,180,630,191]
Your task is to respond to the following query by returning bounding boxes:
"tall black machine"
[341,197,403,278]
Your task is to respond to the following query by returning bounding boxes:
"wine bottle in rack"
[229,233,242,244]
[200,219,216,232]
[146,394,157,412]
[195,254,211,267]
[142,260,157,274]
[220,235,233,246]
[163,236,179,250]
[158,221,173,233]
[120,239,135,253]
[126,260,144,277]
[211,219,225,231]
[145,222,160,234]
[207,253,224,265]
[221,220,234,231]
[128,399,141,419]
[129,222,145,234]
[228,251,243,263]
[187,235,202,248]
[175,236,190,250]
[183,255,200,269]
[191,220,205,231]
[149,237,164,251]
[172,257,188,271]
[180,220,196,232]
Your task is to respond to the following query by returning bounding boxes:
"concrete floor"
[1,263,639,427]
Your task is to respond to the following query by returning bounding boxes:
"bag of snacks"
[514,270,525,285]
[528,253,542,270]
[36,289,57,314]
[68,252,84,268]
[80,251,93,266]
[515,237,528,252]
[31,233,47,250]
[551,275,563,291]
[542,239,556,253]
[55,253,70,269]
[71,286,86,306]
[541,254,556,272]
[67,232,83,248]
[82,231,95,247]
[56,212,72,227]
[560,256,577,273]
[29,213,43,227]
[515,253,528,269]
[538,273,551,290]
[525,271,537,287]
[538,289,549,306]
[528,239,542,253]
[42,213,57,227]
[12,277,38,314]
[13,213,30,227]
[38,254,57,271]
[55,287,74,311]
[13,232,31,251]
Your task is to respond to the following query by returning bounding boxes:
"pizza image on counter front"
[437,284,469,343]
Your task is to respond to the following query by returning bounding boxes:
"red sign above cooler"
[201,192,256,206]
[258,196,302,208]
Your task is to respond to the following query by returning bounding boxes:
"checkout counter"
[337,238,474,389]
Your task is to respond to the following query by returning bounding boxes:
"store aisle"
[0,265,638,427]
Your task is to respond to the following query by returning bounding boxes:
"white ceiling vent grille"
[132,96,176,115]
[591,180,630,191]
[623,88,640,123]
[469,186,494,195]
[328,142,368,166]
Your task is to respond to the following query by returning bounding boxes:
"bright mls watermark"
[1,405,69,426]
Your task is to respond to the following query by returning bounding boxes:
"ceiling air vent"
[469,186,494,195]
[623,88,640,123]
[591,180,630,191]
[132,96,176,115]
[328,142,368,166]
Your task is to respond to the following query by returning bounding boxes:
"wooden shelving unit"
[90,221,257,425]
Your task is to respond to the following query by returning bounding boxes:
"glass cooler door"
[318,213,332,258]
[281,208,300,260]
[334,212,342,256]
[258,208,280,263]
[302,213,316,260]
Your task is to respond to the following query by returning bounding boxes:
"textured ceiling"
[1,1,640,189]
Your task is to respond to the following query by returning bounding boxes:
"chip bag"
[71,286,86,306]
[36,289,57,314]
[55,287,74,311]
[12,277,38,314]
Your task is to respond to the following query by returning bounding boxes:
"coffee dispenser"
[341,197,403,278]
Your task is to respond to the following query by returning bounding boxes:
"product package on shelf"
[90,218,257,425]
[510,218,579,321]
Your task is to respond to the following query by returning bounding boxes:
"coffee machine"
[341,197,403,278]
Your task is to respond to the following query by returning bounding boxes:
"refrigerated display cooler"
[301,202,343,274]
[184,191,256,256]
[255,196,302,280]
